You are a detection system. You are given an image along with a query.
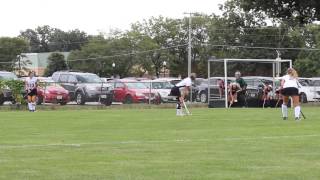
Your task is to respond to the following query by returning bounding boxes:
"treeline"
[1,0,320,77]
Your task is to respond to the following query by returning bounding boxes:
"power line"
[0,44,187,64]
[202,43,320,51]
[64,44,188,62]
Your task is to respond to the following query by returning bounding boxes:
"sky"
[0,0,226,37]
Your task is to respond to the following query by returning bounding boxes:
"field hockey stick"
[182,100,191,115]
[300,110,306,119]
[275,98,281,108]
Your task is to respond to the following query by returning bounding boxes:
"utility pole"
[184,12,197,102]
[184,12,196,77]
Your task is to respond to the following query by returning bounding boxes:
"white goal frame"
[207,58,292,108]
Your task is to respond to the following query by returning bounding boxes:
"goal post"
[207,58,293,108]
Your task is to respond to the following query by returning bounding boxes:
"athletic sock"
[176,102,181,115]
[282,104,288,118]
[295,106,301,118]
[32,103,36,111]
[28,103,32,111]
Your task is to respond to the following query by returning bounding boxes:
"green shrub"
[4,80,26,105]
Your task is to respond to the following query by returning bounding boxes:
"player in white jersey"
[25,71,38,112]
[170,73,196,116]
[280,68,301,120]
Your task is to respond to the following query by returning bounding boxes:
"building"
[20,52,70,76]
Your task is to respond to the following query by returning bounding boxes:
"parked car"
[0,71,18,105]
[36,78,70,105]
[194,78,209,103]
[298,78,319,103]
[100,77,114,83]
[243,76,277,107]
[310,78,320,101]
[110,79,160,104]
[197,77,233,103]
[52,71,113,105]
[156,77,181,86]
[141,79,176,103]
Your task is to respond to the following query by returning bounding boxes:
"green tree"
[0,37,29,71]
[68,35,137,77]
[237,0,320,25]
[44,53,68,76]
[294,24,320,77]
[20,25,88,53]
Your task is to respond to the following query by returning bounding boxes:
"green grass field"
[1,107,320,180]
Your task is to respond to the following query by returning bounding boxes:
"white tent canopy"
[207,58,293,108]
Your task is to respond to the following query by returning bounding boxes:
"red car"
[110,79,160,104]
[36,79,70,105]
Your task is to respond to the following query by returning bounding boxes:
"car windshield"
[152,82,174,89]
[0,73,17,80]
[125,82,147,89]
[313,80,320,86]
[299,79,310,86]
[76,74,102,83]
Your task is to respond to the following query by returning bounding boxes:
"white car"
[141,79,176,102]
[298,78,318,103]
[310,78,320,101]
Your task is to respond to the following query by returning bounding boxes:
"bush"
[2,80,26,105]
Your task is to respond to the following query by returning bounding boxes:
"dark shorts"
[170,86,181,98]
[281,87,299,96]
[27,89,37,96]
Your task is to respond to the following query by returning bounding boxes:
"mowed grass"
[0,107,320,180]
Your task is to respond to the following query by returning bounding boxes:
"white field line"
[0,134,319,150]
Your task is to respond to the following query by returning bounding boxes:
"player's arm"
[242,79,247,90]
[280,79,285,89]
[236,84,242,93]
[35,78,39,88]
[182,86,190,99]
[25,80,29,92]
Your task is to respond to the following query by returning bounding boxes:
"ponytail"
[287,68,298,78]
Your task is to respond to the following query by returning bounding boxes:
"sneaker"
[295,117,301,121]
[283,117,288,120]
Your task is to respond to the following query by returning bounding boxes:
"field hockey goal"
[207,58,292,108]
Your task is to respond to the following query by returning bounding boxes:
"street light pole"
[163,61,167,77]
[184,12,194,77]
[112,62,115,78]
[184,12,197,102]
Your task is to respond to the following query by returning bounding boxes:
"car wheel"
[101,96,112,106]
[300,93,308,103]
[124,95,133,104]
[60,102,67,105]
[36,96,43,105]
[76,92,86,105]
[0,94,4,106]
[200,91,208,103]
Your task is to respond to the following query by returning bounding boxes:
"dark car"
[196,77,233,103]
[52,71,113,105]
[242,76,276,107]
[0,71,18,105]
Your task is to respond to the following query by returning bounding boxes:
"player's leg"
[27,95,32,111]
[282,96,289,120]
[292,95,301,120]
[31,95,37,111]
[170,86,182,116]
